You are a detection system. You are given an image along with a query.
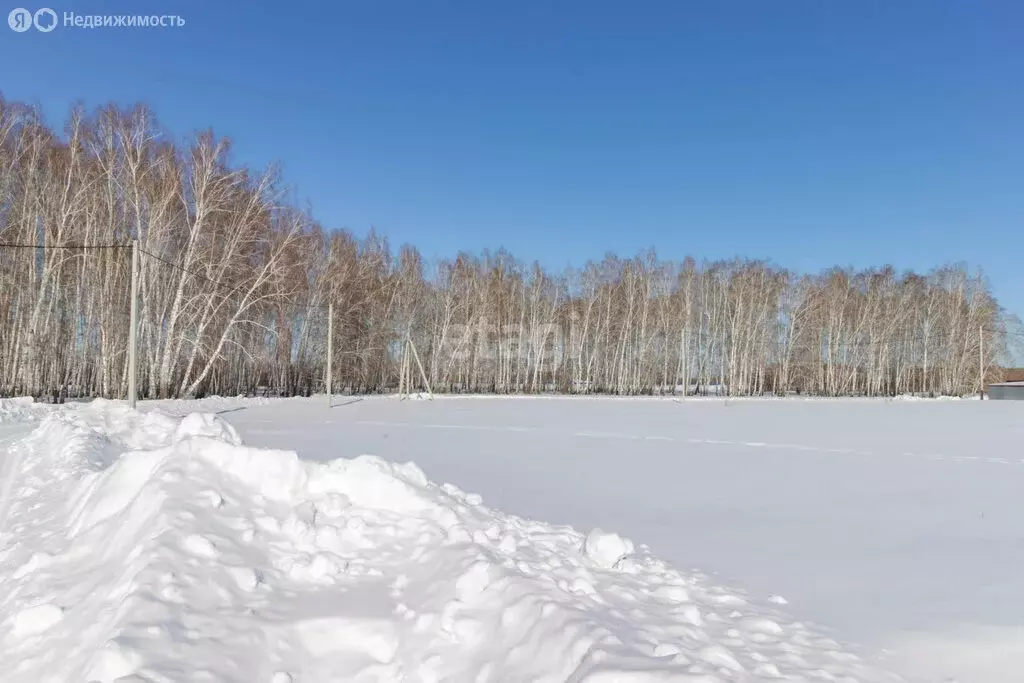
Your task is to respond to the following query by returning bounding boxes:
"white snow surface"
[0,397,908,682]
[172,393,1024,683]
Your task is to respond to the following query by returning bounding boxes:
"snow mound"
[173,411,244,445]
[0,397,54,423]
[405,391,433,400]
[582,528,635,569]
[0,402,905,682]
[146,394,274,417]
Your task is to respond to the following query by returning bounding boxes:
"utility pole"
[979,324,984,400]
[326,301,333,406]
[128,239,139,409]
[398,336,408,398]
[325,239,334,407]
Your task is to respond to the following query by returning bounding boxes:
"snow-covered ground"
[209,394,1024,683]
[1,395,1020,682]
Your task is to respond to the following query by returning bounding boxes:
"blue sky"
[2,0,1022,320]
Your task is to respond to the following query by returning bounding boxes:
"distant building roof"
[989,381,1024,387]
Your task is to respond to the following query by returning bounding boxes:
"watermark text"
[8,7,185,32]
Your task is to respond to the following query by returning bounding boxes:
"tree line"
[0,97,1013,399]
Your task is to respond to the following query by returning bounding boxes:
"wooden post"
[408,334,433,399]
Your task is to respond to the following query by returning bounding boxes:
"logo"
[8,7,31,31]
[8,6,55,31]
[33,7,55,31]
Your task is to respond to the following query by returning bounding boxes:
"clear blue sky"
[3,0,1022,318]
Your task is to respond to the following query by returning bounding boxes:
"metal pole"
[326,301,333,406]
[128,239,139,409]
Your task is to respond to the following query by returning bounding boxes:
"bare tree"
[0,94,1012,400]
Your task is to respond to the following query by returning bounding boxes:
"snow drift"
[0,396,54,423]
[0,399,904,682]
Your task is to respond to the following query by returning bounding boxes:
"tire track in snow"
[356,420,539,434]
[354,420,1023,467]
[0,426,36,536]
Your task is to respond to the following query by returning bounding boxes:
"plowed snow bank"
[0,399,903,682]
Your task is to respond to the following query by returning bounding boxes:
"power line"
[139,246,329,316]
[140,246,268,301]
[0,242,129,249]
[0,241,328,316]
[5,242,1023,341]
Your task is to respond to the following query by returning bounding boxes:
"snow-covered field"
[1,395,1021,682]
